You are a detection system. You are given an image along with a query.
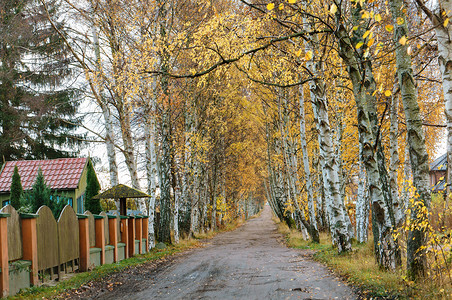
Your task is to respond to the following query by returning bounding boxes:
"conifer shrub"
[20,168,66,218]
[84,160,101,214]
[10,166,23,209]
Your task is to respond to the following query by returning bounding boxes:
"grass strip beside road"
[276,220,451,300]
[10,242,196,299]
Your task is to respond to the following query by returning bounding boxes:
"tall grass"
[275,218,452,299]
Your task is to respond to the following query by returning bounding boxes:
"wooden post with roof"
[92,184,150,216]
[92,184,151,255]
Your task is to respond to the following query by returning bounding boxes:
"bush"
[84,160,101,214]
[21,168,65,218]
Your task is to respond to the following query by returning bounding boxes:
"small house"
[430,153,447,192]
[0,157,99,213]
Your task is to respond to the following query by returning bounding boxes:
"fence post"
[21,213,39,285]
[142,217,149,252]
[128,217,135,257]
[108,216,118,262]
[135,217,143,254]
[120,216,129,259]
[94,215,105,265]
[78,214,90,272]
[0,213,9,297]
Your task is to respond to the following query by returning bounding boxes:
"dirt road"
[77,205,356,299]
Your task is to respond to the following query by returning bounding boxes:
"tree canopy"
[0,0,84,161]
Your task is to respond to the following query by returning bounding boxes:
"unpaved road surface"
[71,205,357,299]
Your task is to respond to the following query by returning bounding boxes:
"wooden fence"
[36,206,59,274]
[1,206,22,262]
[0,205,149,297]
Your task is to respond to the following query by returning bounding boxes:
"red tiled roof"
[0,158,88,193]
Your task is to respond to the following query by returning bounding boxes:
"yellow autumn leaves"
[330,3,337,14]
[294,49,313,60]
[267,0,296,11]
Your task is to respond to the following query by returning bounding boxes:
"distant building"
[430,153,447,192]
[0,158,99,213]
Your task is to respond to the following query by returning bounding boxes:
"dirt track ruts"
[86,205,357,299]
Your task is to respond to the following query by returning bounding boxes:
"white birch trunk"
[102,105,119,187]
[315,155,327,229]
[158,110,173,243]
[119,110,144,212]
[183,108,193,235]
[211,182,217,231]
[389,91,403,225]
[311,94,351,252]
[145,110,158,249]
[173,186,180,244]
[437,12,452,207]
[191,113,202,236]
[415,0,452,201]
[335,118,355,239]
[120,111,140,189]
[265,121,287,222]
[303,47,351,251]
[299,8,351,250]
[356,144,369,243]
[334,4,399,265]
[277,95,312,234]
[91,25,119,189]
[402,141,411,206]
[390,0,431,278]
[298,86,320,242]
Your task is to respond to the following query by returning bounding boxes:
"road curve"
[97,204,356,300]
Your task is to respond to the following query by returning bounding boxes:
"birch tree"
[389,0,432,279]
[299,86,320,243]
[333,1,401,269]
[356,145,369,243]
[414,0,452,227]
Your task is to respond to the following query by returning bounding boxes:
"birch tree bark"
[334,2,400,268]
[315,155,328,230]
[118,109,141,190]
[102,6,141,195]
[102,106,119,188]
[145,106,158,248]
[277,92,312,238]
[173,182,180,244]
[403,140,412,206]
[156,0,173,244]
[389,90,404,225]
[265,117,293,226]
[415,0,452,206]
[390,0,432,278]
[350,3,402,257]
[92,25,119,189]
[299,7,351,250]
[298,86,320,243]
[356,144,369,243]
[183,104,194,236]
[334,117,354,239]
[158,108,173,243]
[311,88,351,252]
